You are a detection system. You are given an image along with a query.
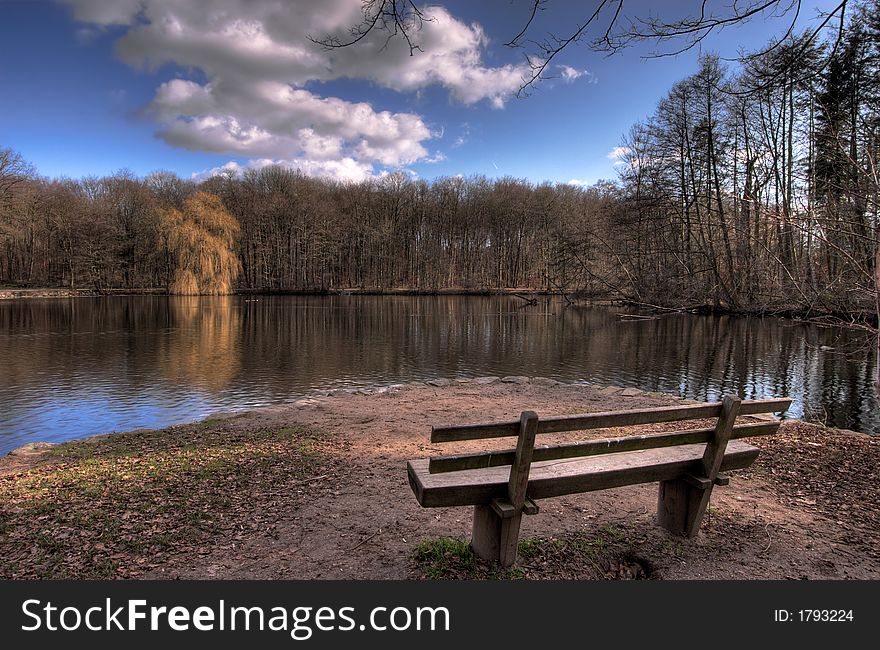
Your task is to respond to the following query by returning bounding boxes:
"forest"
[0,4,877,322]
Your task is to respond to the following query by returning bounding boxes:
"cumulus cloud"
[607,146,631,166]
[149,78,431,166]
[192,157,375,183]
[60,0,530,180]
[558,65,597,84]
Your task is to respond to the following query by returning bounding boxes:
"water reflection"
[159,297,241,392]
[0,295,875,453]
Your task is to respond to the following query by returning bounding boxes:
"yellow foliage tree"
[158,192,241,295]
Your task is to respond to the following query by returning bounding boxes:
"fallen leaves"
[752,421,880,558]
[0,423,336,579]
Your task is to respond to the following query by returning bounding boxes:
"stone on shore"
[8,441,57,457]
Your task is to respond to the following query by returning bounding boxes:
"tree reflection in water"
[0,296,875,453]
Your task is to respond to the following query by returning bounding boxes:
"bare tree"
[312,1,849,95]
[0,147,33,208]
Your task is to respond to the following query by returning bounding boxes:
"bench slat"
[427,421,779,474]
[430,398,791,442]
[408,440,760,508]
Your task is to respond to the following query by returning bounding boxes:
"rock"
[599,386,623,396]
[473,376,500,385]
[454,378,472,384]
[621,388,643,397]
[531,376,561,386]
[8,441,57,457]
[426,378,452,387]
[501,375,530,384]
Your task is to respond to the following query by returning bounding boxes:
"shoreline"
[0,287,562,300]
[1,380,877,580]
[1,379,684,457]
[2,287,874,326]
[3,378,873,460]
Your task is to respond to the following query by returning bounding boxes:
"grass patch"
[412,538,524,579]
[412,527,655,580]
[0,420,332,579]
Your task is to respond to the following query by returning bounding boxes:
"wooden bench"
[407,394,791,567]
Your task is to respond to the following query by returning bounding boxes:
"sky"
[0,0,845,186]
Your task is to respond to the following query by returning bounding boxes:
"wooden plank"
[508,411,539,508]
[682,473,712,489]
[490,498,517,519]
[498,515,520,568]
[427,421,779,474]
[657,478,704,536]
[471,504,501,562]
[431,421,520,442]
[430,398,791,442]
[490,498,540,519]
[489,499,540,519]
[535,403,722,434]
[738,397,792,416]
[702,395,742,480]
[682,394,742,538]
[407,440,760,508]
[499,411,539,567]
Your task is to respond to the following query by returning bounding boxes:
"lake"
[0,295,876,454]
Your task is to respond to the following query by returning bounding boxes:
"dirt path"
[116,379,878,580]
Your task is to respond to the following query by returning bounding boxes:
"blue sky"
[0,0,844,185]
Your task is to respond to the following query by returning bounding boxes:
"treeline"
[0,5,877,318]
[0,156,616,295]
[605,3,879,317]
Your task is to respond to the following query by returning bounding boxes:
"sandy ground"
[57,378,871,581]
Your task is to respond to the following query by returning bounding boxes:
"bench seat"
[408,440,760,508]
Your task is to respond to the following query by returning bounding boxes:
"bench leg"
[657,479,713,538]
[471,505,522,568]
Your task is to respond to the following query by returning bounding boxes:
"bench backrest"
[428,397,792,475]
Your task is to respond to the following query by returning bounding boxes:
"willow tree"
[158,191,241,295]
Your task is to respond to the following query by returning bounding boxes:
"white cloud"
[61,0,531,180]
[450,122,472,149]
[150,78,431,167]
[192,156,374,183]
[558,65,597,84]
[567,178,592,187]
[607,146,631,166]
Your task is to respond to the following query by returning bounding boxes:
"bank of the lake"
[0,287,557,300]
[3,286,876,319]
[1,380,877,580]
